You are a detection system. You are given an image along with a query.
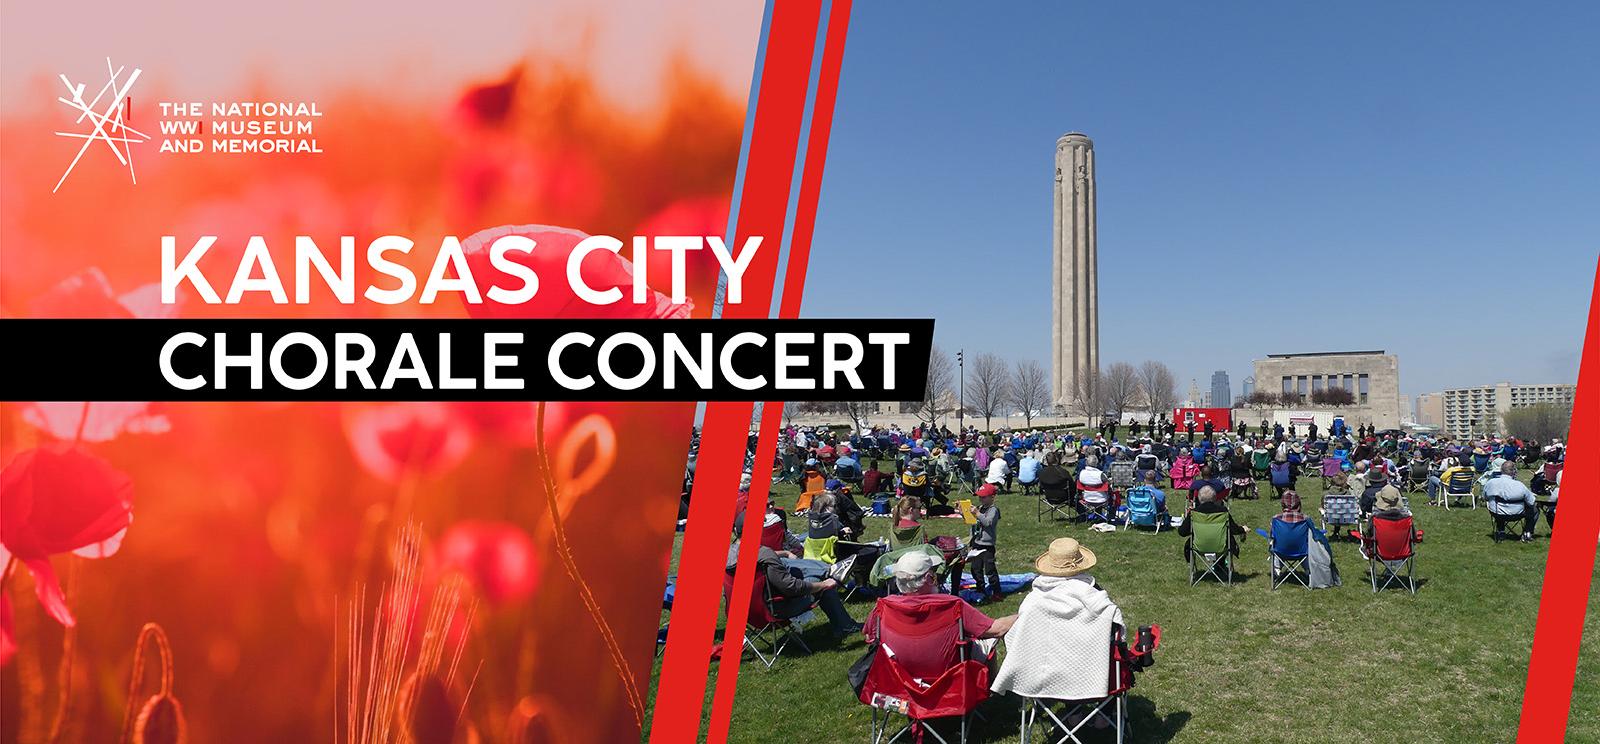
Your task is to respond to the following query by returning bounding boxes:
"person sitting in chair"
[1038,450,1076,513]
[992,537,1130,705]
[1125,471,1170,527]
[1484,460,1537,542]
[901,457,944,506]
[866,552,1014,642]
[1361,484,1417,543]
[1188,464,1230,505]
[1276,490,1307,523]
[1358,462,1392,516]
[729,513,861,637]
[1017,450,1042,494]
[861,459,890,495]
[1178,485,1245,556]
[1077,457,1112,516]
[985,448,1011,492]
[834,451,861,482]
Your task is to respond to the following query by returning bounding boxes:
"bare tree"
[902,344,955,428]
[1102,362,1141,424]
[835,400,874,433]
[1066,365,1105,428]
[1137,360,1178,421]
[966,353,1012,430]
[1310,387,1355,406]
[1010,360,1050,428]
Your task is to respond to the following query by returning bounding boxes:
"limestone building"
[1052,132,1098,408]
[1438,382,1576,438]
[1252,350,1403,429]
[1415,392,1444,427]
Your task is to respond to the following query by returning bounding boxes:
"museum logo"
[53,57,150,193]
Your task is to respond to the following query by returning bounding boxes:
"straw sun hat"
[1034,537,1097,577]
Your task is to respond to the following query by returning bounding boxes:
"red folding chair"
[723,571,811,669]
[1363,516,1418,594]
[859,594,990,744]
[1079,482,1118,523]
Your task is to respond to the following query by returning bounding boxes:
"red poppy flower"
[344,403,473,483]
[436,521,540,605]
[23,272,174,442]
[454,66,523,129]
[456,225,689,320]
[0,445,134,627]
[22,402,170,443]
[634,196,731,318]
[445,401,575,447]
[0,594,14,667]
[28,267,176,320]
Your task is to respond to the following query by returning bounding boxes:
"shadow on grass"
[906,694,1191,743]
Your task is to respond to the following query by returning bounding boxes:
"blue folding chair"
[1122,485,1167,533]
[1267,518,1311,590]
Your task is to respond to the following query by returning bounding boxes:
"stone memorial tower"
[1052,132,1099,409]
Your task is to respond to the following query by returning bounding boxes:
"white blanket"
[991,576,1123,700]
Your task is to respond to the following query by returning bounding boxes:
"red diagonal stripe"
[776,0,851,321]
[648,2,822,741]
[706,4,852,742]
[1518,255,1600,742]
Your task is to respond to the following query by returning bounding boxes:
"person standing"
[961,484,1003,602]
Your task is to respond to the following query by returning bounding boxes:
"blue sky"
[803,3,1597,403]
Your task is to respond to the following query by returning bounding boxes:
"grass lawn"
[651,471,1592,743]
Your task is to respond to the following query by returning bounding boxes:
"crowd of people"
[693,417,1565,736]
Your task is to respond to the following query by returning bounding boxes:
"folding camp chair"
[1037,482,1075,522]
[1320,456,1342,488]
[1079,483,1117,524]
[1267,518,1311,590]
[1016,625,1161,744]
[870,544,947,592]
[804,535,839,564]
[1443,469,1476,510]
[1363,516,1418,595]
[1319,494,1361,540]
[1122,485,1166,533]
[1403,461,1430,494]
[795,471,826,512]
[1106,460,1137,499]
[859,594,991,744]
[1186,510,1234,585]
[723,572,812,669]
[1488,501,1536,543]
[1133,453,1162,484]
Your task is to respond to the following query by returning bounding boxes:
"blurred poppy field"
[0,42,747,743]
